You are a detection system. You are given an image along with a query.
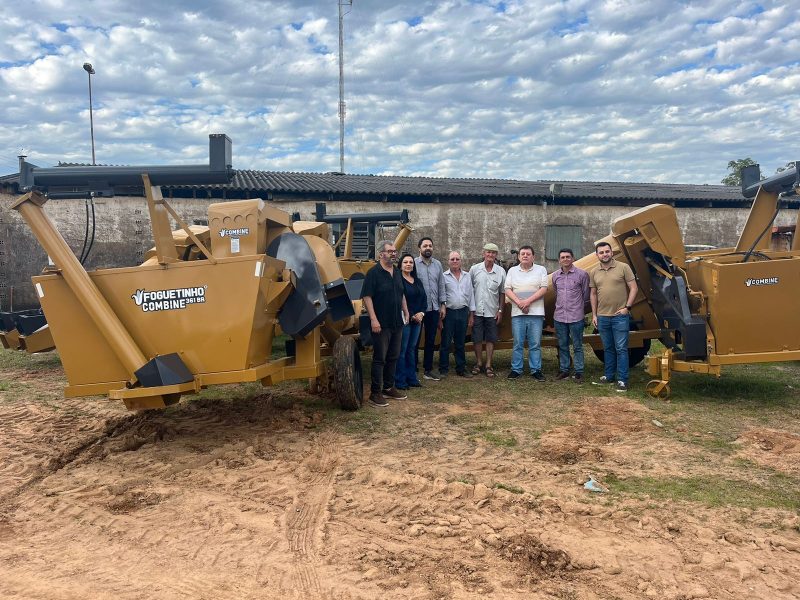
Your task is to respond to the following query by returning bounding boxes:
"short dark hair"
[558,248,574,258]
[418,237,433,248]
[519,245,534,254]
[595,242,612,253]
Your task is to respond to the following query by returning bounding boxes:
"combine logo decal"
[131,286,207,312]
[219,227,249,237]
[745,277,779,287]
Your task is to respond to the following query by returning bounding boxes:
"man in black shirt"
[362,240,410,407]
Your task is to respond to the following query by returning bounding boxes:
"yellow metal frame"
[12,179,351,411]
[0,329,20,350]
[20,326,56,353]
[645,348,722,399]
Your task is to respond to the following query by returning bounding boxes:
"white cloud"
[0,0,797,184]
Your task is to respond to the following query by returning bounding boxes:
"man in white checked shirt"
[504,245,549,381]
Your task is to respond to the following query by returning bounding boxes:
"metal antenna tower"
[338,0,353,173]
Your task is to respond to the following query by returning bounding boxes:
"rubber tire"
[333,336,363,411]
[592,327,651,368]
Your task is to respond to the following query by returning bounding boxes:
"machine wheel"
[592,329,651,368]
[645,379,671,400]
[333,336,363,411]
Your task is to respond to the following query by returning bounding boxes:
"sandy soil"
[1,366,799,599]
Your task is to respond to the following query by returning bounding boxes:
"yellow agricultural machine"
[479,163,800,398]
[594,162,800,398]
[0,309,54,353]
[11,135,412,411]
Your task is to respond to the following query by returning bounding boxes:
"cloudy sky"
[1,1,797,184]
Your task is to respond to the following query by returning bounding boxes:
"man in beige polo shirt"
[589,242,638,392]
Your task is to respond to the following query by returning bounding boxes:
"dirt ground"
[1,353,799,600]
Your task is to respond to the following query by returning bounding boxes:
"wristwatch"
[625,305,632,310]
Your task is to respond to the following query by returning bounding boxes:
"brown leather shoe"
[382,387,408,400]
[556,371,570,380]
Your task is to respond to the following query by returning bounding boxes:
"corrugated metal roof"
[1,167,751,203]
[166,170,748,202]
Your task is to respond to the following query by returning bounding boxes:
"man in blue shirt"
[439,251,476,378]
[415,237,447,381]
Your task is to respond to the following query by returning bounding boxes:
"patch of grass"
[644,342,800,409]
[493,482,524,494]
[482,431,518,447]
[191,382,265,402]
[0,380,11,391]
[0,348,63,372]
[677,432,739,455]
[445,412,521,447]
[639,344,800,451]
[271,334,290,359]
[606,473,800,511]
[336,406,386,435]
[445,414,474,426]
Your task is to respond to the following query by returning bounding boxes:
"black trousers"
[371,326,403,393]
[439,307,468,374]
[416,309,441,373]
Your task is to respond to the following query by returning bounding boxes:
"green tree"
[721,158,758,186]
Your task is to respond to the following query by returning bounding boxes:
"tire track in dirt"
[284,430,342,599]
[3,395,361,599]
[0,401,142,510]
[4,382,800,599]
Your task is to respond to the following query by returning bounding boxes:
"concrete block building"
[1,169,796,310]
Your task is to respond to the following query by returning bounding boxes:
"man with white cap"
[468,243,506,377]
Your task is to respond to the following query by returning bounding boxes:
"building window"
[545,225,583,260]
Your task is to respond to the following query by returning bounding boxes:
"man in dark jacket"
[362,240,410,407]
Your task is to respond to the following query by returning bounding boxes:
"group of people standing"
[361,237,638,408]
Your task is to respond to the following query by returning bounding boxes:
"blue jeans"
[597,314,630,383]
[439,307,468,374]
[511,315,544,374]
[395,322,422,388]
[555,320,585,374]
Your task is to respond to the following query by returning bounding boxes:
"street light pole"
[83,62,96,166]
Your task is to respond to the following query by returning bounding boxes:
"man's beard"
[422,249,433,258]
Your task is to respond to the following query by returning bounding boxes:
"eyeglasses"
[449,258,461,261]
